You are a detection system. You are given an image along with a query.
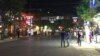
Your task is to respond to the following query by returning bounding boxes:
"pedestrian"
[16,28,20,38]
[77,31,82,46]
[89,31,93,43]
[30,28,34,37]
[4,28,8,38]
[65,30,70,47]
[27,28,31,37]
[60,29,65,47]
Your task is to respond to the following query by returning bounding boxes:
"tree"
[0,0,26,39]
[76,0,100,21]
[0,0,26,21]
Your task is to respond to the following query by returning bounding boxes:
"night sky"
[25,0,81,16]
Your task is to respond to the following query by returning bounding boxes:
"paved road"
[0,36,100,56]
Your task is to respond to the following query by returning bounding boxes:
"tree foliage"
[76,0,100,21]
[0,0,26,24]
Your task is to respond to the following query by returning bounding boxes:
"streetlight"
[49,18,55,23]
[0,25,2,28]
[48,11,50,14]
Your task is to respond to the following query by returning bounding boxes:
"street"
[0,36,100,56]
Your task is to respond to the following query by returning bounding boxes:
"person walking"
[16,28,20,38]
[60,30,65,47]
[65,31,70,47]
[27,28,31,37]
[89,31,93,43]
[30,28,34,37]
[77,31,82,46]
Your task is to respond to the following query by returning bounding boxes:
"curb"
[0,38,18,43]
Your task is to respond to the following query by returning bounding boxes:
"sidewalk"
[70,40,100,49]
[89,42,100,49]
[0,38,18,43]
[71,41,95,49]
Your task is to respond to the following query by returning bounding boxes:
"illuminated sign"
[90,0,97,8]
[72,17,78,23]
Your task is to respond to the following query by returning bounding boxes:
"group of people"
[60,29,82,47]
[60,30,70,47]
